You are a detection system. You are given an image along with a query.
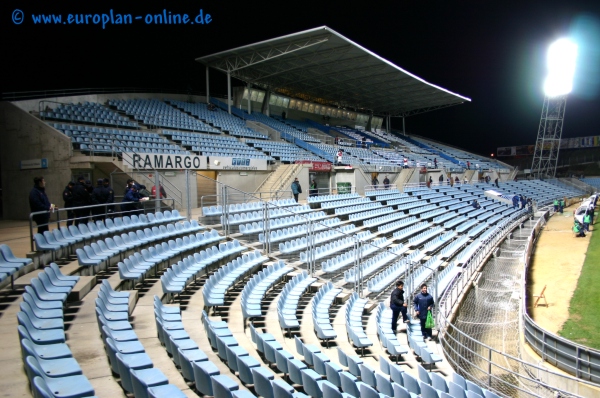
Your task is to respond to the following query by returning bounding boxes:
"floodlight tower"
[531,39,577,179]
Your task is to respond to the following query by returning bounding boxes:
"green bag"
[425,310,435,329]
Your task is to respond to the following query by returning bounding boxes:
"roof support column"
[366,112,373,132]
[206,66,210,104]
[227,70,232,115]
[262,89,270,116]
[247,83,252,115]
[402,115,406,136]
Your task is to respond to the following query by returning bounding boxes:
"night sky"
[3,1,600,157]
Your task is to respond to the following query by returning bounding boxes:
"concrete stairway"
[254,163,302,195]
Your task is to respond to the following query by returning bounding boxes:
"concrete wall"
[13,93,208,114]
[0,102,72,220]
[216,170,272,200]
[333,170,356,194]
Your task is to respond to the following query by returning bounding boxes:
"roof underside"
[196,26,470,117]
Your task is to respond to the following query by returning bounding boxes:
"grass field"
[558,221,600,349]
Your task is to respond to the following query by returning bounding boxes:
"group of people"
[512,194,532,210]
[371,175,391,189]
[553,198,565,214]
[28,175,163,233]
[390,281,436,341]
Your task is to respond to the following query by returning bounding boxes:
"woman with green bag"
[413,284,435,341]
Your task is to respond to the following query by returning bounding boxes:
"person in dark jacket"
[291,178,301,203]
[29,176,53,233]
[71,176,91,225]
[102,178,115,217]
[413,284,435,341]
[390,281,408,332]
[91,178,114,221]
[62,181,75,226]
[383,176,390,189]
[122,185,143,215]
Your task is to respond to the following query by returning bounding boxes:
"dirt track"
[528,204,592,333]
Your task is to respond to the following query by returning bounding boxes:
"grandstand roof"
[196,26,471,117]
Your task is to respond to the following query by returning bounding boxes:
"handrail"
[28,198,174,251]
[434,209,599,397]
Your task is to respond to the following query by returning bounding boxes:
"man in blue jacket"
[29,176,53,233]
[291,178,301,203]
[413,284,435,341]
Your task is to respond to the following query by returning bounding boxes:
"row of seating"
[18,266,95,397]
[366,258,410,293]
[312,282,342,346]
[161,240,247,299]
[422,231,457,254]
[259,218,342,244]
[344,244,408,284]
[335,202,382,216]
[239,212,328,234]
[75,221,205,272]
[375,302,409,363]
[393,222,431,242]
[363,211,406,228]
[96,290,186,397]
[378,216,420,235]
[320,197,372,210]
[279,225,356,254]
[345,293,373,356]
[203,198,297,216]
[117,230,222,285]
[321,239,385,274]
[277,271,316,336]
[0,244,32,288]
[307,193,360,204]
[222,205,312,225]
[240,261,292,321]
[348,207,394,222]
[203,250,269,309]
[299,234,367,263]
[408,227,444,248]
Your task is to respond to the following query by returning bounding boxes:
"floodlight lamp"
[543,38,577,97]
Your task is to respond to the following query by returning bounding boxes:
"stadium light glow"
[543,38,578,97]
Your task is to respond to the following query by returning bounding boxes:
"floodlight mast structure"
[531,95,567,179]
[531,38,577,179]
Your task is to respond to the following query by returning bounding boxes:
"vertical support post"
[402,116,406,136]
[488,348,493,386]
[247,83,252,115]
[154,171,160,213]
[222,185,229,237]
[227,70,232,115]
[206,66,210,104]
[307,219,314,276]
[185,169,191,221]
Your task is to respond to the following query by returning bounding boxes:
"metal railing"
[28,198,174,251]
[434,208,600,397]
[4,87,218,102]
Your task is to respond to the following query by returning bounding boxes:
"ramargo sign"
[122,153,207,170]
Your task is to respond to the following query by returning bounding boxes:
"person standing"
[553,198,559,212]
[372,175,379,188]
[584,211,591,232]
[403,158,408,169]
[122,184,145,215]
[29,176,54,234]
[102,178,115,217]
[413,284,435,341]
[383,175,390,189]
[467,161,470,170]
[337,150,343,165]
[512,195,519,209]
[559,198,565,214]
[494,178,499,188]
[390,281,408,332]
[309,179,318,197]
[438,175,443,183]
[62,181,75,226]
[72,175,91,225]
[291,178,302,203]
[434,158,438,168]
[90,179,106,221]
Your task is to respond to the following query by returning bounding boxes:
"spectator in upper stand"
[334,136,339,145]
[383,175,390,189]
[309,179,318,197]
[72,175,91,225]
[434,158,438,168]
[291,178,302,202]
[337,150,343,165]
[403,158,408,168]
[372,175,380,188]
[62,181,75,227]
[471,200,480,209]
[495,178,499,188]
[467,161,471,170]
[29,176,54,234]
